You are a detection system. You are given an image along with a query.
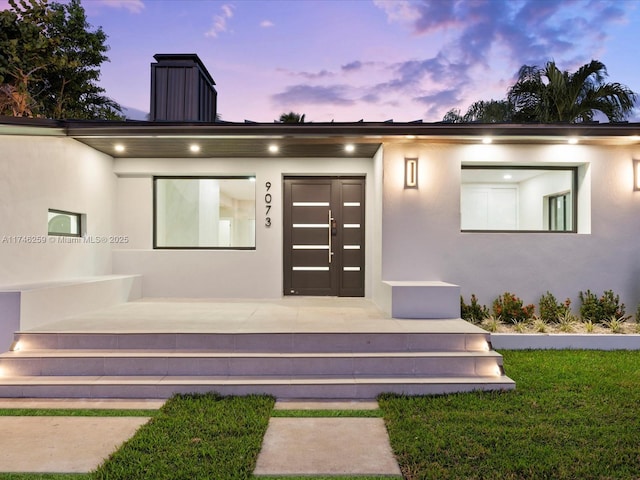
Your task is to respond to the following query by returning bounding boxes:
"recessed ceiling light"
[405,135,416,139]
[503,174,512,180]
[345,144,355,152]
[114,144,125,153]
[189,144,201,152]
[268,144,279,153]
[482,137,493,144]
[568,137,578,145]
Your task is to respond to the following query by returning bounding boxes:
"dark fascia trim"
[0,115,64,127]
[62,120,640,139]
[2,115,640,139]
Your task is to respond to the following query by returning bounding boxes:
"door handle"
[328,210,334,264]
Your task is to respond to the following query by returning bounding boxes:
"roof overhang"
[2,116,640,158]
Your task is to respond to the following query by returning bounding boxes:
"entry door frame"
[283,176,365,297]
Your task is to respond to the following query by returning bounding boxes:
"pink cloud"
[95,0,145,14]
[206,3,235,38]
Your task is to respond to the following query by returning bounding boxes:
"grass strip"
[92,392,274,480]
[0,475,89,480]
[271,409,382,418]
[380,350,640,480]
[0,409,157,417]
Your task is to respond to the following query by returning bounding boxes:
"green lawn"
[380,350,640,480]
[92,393,274,480]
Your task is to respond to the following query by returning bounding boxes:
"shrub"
[482,315,501,332]
[513,319,528,333]
[539,292,571,323]
[531,315,548,333]
[460,294,489,324]
[603,315,626,334]
[579,289,626,324]
[492,292,535,324]
[557,310,577,332]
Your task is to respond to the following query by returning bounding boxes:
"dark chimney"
[150,54,217,122]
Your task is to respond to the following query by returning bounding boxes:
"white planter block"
[491,333,640,350]
[382,281,460,319]
[0,275,142,350]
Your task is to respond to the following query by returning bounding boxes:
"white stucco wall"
[0,135,115,286]
[112,156,378,298]
[382,142,640,311]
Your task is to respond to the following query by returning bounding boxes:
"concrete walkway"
[0,398,401,477]
[255,400,402,477]
[0,399,160,473]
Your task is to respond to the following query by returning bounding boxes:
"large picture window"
[461,166,577,232]
[154,177,256,249]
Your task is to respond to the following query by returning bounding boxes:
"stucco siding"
[381,142,640,310]
[0,136,115,286]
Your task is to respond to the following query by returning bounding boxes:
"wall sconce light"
[634,159,640,191]
[404,157,418,188]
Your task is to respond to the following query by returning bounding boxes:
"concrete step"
[12,331,490,353]
[0,350,504,377]
[0,374,516,399]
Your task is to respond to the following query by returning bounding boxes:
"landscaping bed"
[462,290,640,337]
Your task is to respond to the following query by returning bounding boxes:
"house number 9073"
[265,181,272,227]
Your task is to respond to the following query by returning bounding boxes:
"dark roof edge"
[2,116,640,137]
[62,120,640,138]
[0,115,64,127]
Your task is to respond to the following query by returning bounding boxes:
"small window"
[154,177,256,249]
[461,166,577,232]
[48,209,82,237]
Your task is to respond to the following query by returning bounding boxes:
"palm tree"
[442,100,514,123]
[278,111,306,123]
[508,60,636,123]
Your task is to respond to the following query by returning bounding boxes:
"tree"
[279,111,306,123]
[442,100,514,123]
[0,0,51,116]
[442,60,636,124]
[0,0,122,119]
[507,60,636,123]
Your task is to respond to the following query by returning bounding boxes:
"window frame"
[548,191,571,232]
[153,175,257,250]
[47,209,83,237]
[460,165,578,234]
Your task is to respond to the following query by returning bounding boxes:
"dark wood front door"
[283,177,365,296]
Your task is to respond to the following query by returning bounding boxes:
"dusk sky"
[3,0,640,122]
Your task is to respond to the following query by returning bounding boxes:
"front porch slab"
[0,298,514,399]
